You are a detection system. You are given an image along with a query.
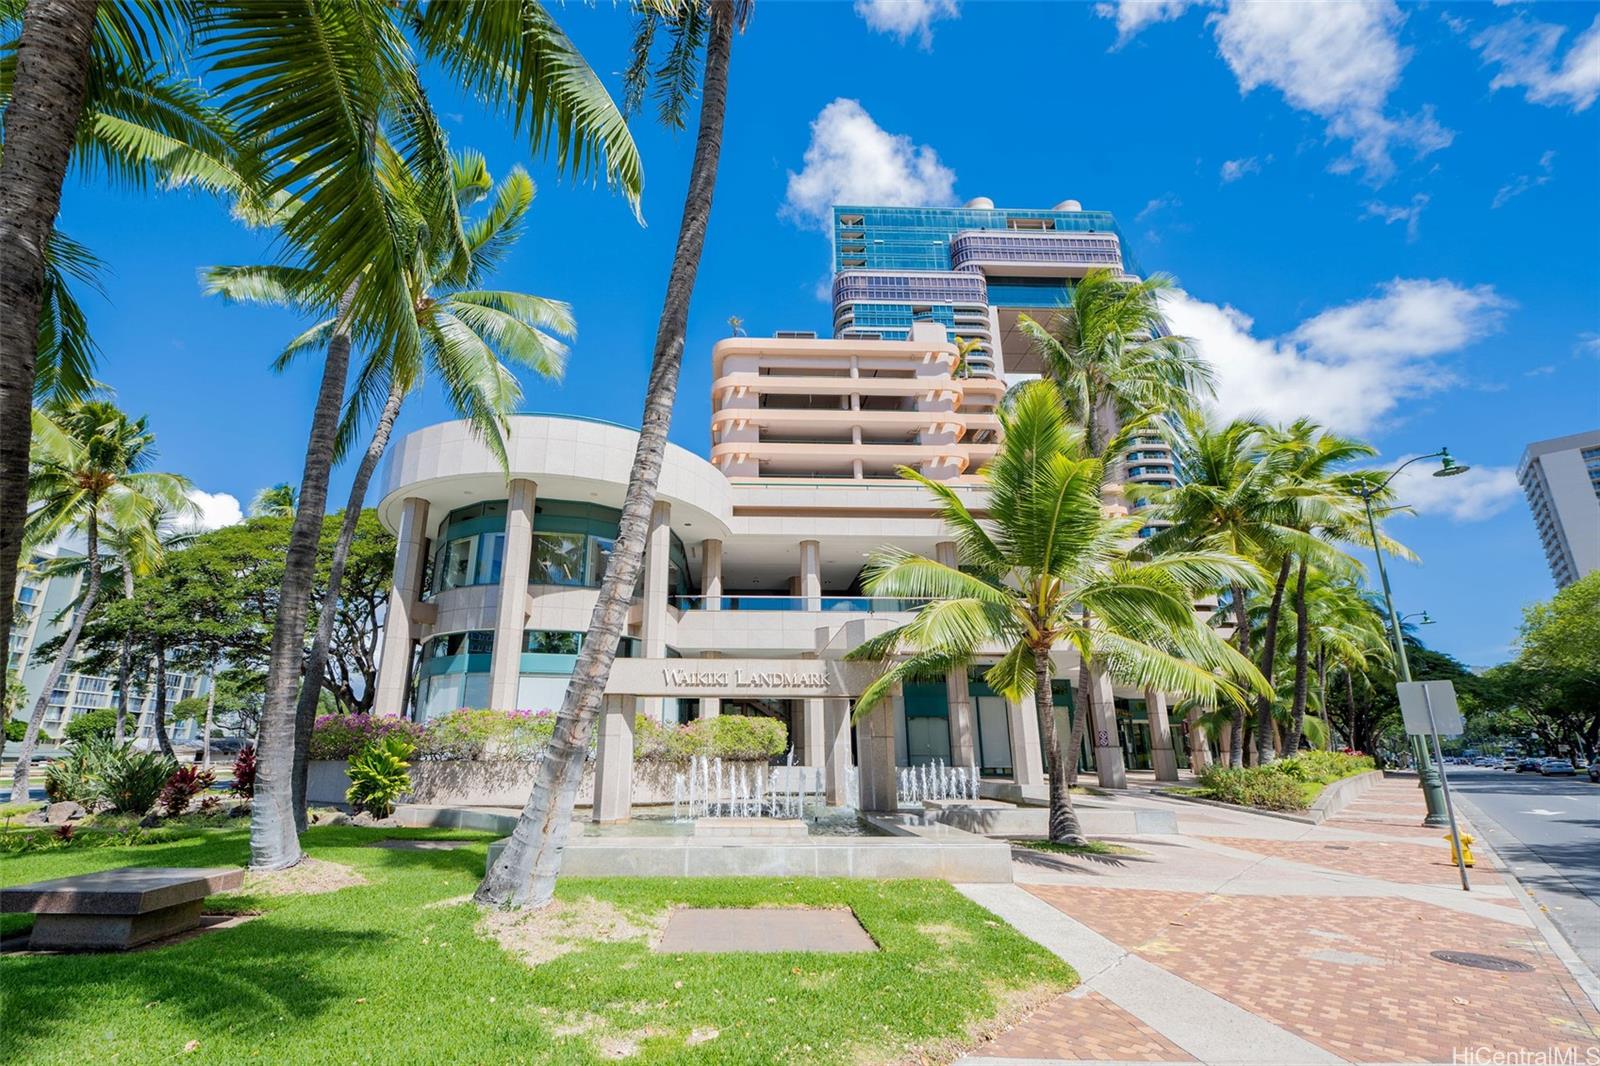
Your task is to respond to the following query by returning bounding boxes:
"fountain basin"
[693,817,809,838]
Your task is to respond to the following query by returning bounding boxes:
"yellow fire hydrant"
[1446,833,1475,867]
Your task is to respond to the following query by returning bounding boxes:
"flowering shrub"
[415,708,557,761]
[635,714,788,762]
[312,710,789,765]
[308,714,423,760]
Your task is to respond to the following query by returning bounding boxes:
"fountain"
[672,748,820,821]
[896,758,979,806]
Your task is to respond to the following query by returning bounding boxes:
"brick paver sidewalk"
[961,777,1600,1065]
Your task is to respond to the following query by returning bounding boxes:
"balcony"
[950,231,1124,277]
[671,595,928,613]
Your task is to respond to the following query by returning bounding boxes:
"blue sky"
[56,0,1600,667]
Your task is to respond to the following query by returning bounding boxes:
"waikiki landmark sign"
[603,658,878,699]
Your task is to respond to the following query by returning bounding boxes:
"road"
[1446,764,1600,976]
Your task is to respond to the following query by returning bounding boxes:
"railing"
[670,595,928,613]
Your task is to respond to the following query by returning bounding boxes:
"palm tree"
[0,0,245,717]
[248,483,298,518]
[1015,268,1212,782]
[207,149,572,829]
[476,0,749,909]
[951,335,983,380]
[846,382,1267,844]
[197,2,641,872]
[1014,269,1211,457]
[1144,412,1302,766]
[10,399,193,794]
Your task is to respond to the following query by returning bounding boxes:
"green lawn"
[0,826,1073,1064]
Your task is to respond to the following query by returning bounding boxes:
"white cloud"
[1136,195,1181,222]
[1219,156,1261,182]
[854,0,960,48]
[1492,149,1556,208]
[1095,0,1200,46]
[1098,1,1451,180]
[175,489,244,533]
[1388,457,1521,522]
[1362,192,1429,241]
[782,99,958,231]
[1160,279,1511,436]
[1211,0,1452,181]
[1473,14,1600,112]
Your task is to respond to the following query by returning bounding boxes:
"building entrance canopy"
[603,658,881,699]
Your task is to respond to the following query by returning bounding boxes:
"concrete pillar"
[1187,706,1210,773]
[374,497,429,715]
[1145,688,1179,782]
[856,686,902,812]
[801,699,826,767]
[487,478,536,709]
[702,538,722,610]
[1007,696,1045,787]
[823,698,852,805]
[638,500,671,722]
[591,695,636,823]
[799,539,821,610]
[698,652,720,719]
[1089,665,1127,789]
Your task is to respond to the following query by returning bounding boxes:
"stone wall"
[306,758,771,809]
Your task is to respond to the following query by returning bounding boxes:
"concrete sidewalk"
[956,778,1600,1065]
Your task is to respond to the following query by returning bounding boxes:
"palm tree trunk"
[152,640,174,758]
[1228,583,1250,767]
[12,512,101,794]
[1035,648,1085,844]
[1252,557,1292,765]
[250,283,357,871]
[290,377,405,831]
[1185,705,1209,772]
[0,0,99,719]
[1065,657,1091,786]
[115,566,135,746]
[202,673,216,770]
[475,2,736,909]
[1285,557,1311,754]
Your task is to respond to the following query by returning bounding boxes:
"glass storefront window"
[438,536,477,591]
[589,537,615,586]
[534,532,587,585]
[524,630,581,655]
[476,532,504,586]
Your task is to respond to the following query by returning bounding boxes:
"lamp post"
[1355,449,1469,828]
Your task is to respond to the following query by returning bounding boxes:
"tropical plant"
[63,708,118,745]
[345,732,416,819]
[1016,268,1211,781]
[951,335,983,379]
[192,0,642,874]
[231,744,257,800]
[95,745,178,815]
[477,0,749,909]
[846,382,1268,844]
[159,764,216,816]
[5,718,25,743]
[1144,412,1299,764]
[43,745,97,805]
[206,149,572,829]
[248,482,297,517]
[308,713,424,761]
[0,0,255,713]
[1014,269,1211,458]
[10,399,193,794]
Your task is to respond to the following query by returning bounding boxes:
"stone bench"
[2,866,244,950]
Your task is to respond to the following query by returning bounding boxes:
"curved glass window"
[426,499,669,597]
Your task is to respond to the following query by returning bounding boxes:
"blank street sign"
[1398,680,1464,737]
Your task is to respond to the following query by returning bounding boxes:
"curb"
[1450,792,1600,1013]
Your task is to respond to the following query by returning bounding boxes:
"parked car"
[1501,756,1520,770]
[1474,756,1498,767]
[1517,756,1545,773]
[1588,763,1599,784]
[1538,758,1576,776]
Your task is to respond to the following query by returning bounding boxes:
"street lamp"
[1355,449,1470,828]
